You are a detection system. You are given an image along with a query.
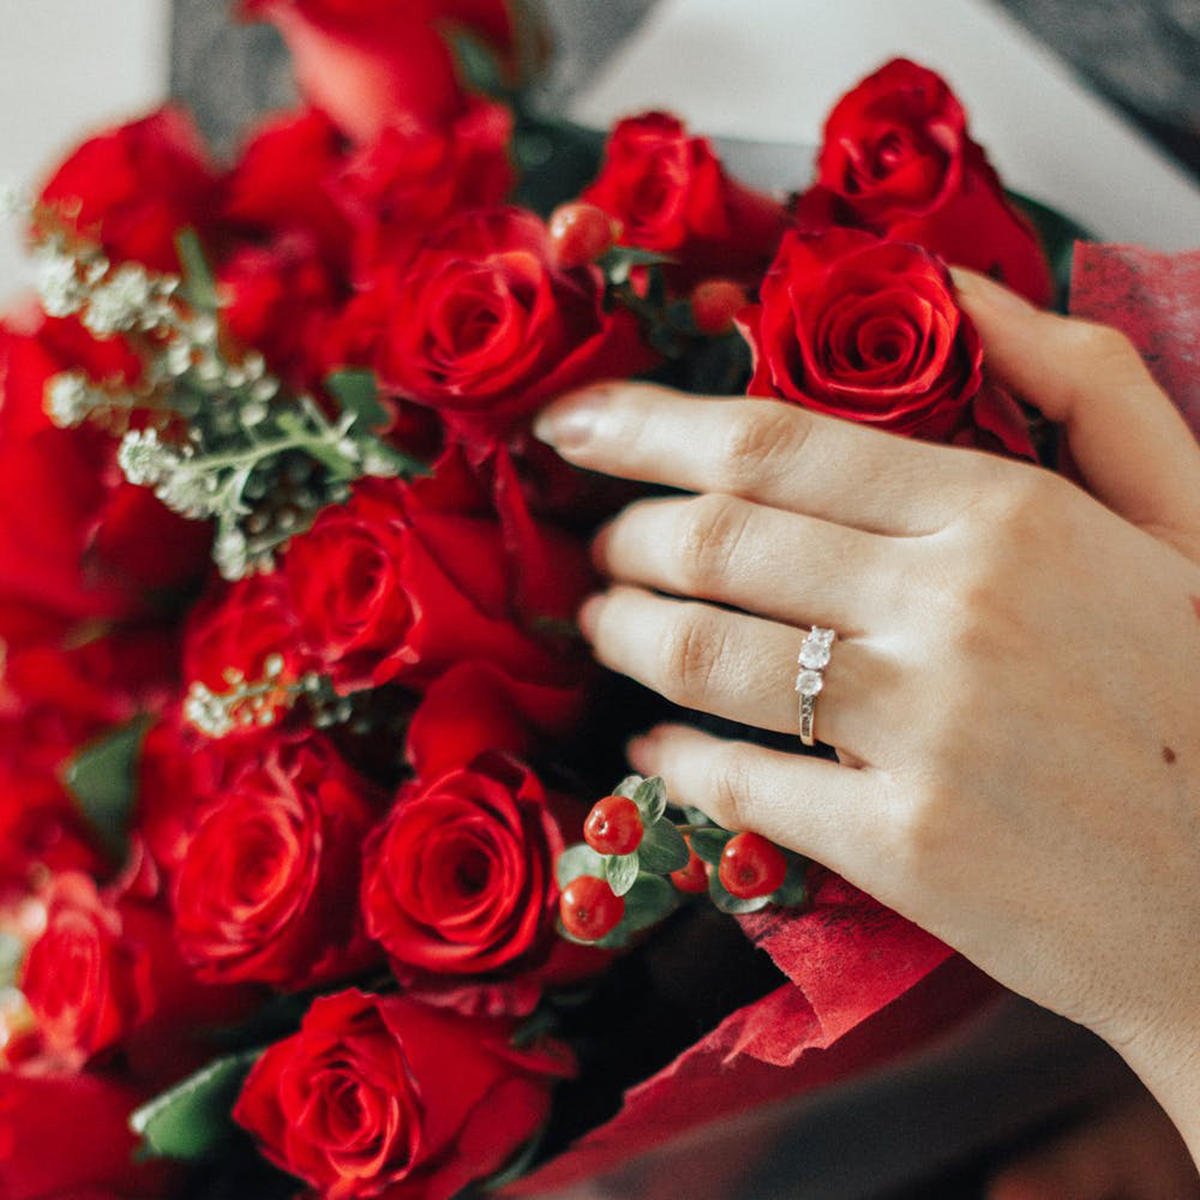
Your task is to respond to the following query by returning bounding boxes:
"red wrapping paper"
[509,241,1200,1194]
[1070,243,1200,436]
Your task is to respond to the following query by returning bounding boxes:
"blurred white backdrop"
[0,0,168,303]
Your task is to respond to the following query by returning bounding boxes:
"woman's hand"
[533,269,1200,1157]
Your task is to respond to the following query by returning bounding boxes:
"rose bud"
[583,111,789,283]
[740,228,985,443]
[233,989,574,1200]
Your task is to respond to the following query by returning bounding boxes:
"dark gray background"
[171,0,1200,176]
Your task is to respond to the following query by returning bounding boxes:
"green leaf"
[511,111,605,217]
[63,715,151,861]
[636,819,690,875]
[688,826,732,867]
[612,774,643,799]
[600,245,677,286]
[604,850,640,897]
[621,873,678,933]
[325,369,387,433]
[447,29,508,97]
[1007,190,1091,308]
[708,869,771,916]
[130,1050,259,1162]
[632,776,667,823]
[769,857,809,909]
[555,842,605,889]
[175,227,219,311]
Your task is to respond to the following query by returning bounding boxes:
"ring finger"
[594,492,901,634]
[579,584,898,757]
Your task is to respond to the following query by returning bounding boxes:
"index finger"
[533,383,1011,536]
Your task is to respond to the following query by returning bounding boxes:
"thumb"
[951,267,1200,554]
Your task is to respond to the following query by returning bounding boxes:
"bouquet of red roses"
[0,3,1077,1197]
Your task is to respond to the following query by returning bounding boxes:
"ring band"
[795,626,836,747]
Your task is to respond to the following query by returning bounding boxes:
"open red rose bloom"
[0,9,1091,1197]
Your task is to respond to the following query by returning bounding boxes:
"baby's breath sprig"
[183,653,364,739]
[23,211,425,580]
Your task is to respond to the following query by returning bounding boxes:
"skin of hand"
[532,268,1200,1163]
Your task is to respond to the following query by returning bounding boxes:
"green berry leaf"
[688,826,732,867]
[708,869,771,916]
[63,715,151,863]
[770,857,809,909]
[621,872,678,933]
[130,1049,259,1162]
[612,774,643,799]
[175,227,219,312]
[632,776,668,823]
[325,368,388,433]
[636,818,690,875]
[605,849,640,897]
[600,245,677,286]
[555,843,605,890]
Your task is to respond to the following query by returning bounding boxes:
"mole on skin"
[1162,746,1177,765]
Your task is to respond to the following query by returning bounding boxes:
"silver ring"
[795,626,836,747]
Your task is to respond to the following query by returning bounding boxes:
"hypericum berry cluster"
[25,217,425,581]
[557,775,808,946]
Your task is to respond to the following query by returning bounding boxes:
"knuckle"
[659,605,724,703]
[675,494,751,591]
[717,403,810,491]
[711,745,755,831]
[892,780,956,872]
[1063,318,1138,366]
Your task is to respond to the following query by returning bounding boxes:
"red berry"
[718,832,787,899]
[583,795,644,856]
[690,278,749,336]
[548,202,618,269]
[670,838,709,893]
[560,875,625,940]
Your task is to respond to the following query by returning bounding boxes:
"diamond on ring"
[795,627,836,747]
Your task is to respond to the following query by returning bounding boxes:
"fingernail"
[532,389,612,450]
[577,593,606,640]
[949,266,1031,313]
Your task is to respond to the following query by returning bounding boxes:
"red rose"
[220,234,345,388]
[39,108,220,273]
[361,755,579,1009]
[583,112,789,282]
[741,228,989,442]
[801,58,1052,305]
[239,1,468,143]
[222,108,355,273]
[233,989,573,1200]
[282,462,590,702]
[337,99,514,275]
[0,315,210,623]
[182,571,307,735]
[0,1071,172,1200]
[170,733,381,988]
[21,872,251,1074]
[374,207,655,441]
[21,874,141,1060]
